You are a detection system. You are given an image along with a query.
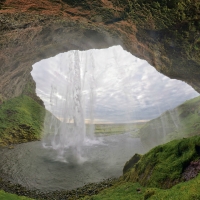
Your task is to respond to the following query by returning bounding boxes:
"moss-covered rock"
[123,135,200,189]
[0,95,46,146]
[123,154,141,175]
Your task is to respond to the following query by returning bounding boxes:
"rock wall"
[0,0,200,102]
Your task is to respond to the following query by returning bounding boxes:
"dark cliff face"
[0,0,200,101]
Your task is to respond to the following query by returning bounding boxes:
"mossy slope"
[124,135,200,188]
[84,174,200,200]
[85,135,200,200]
[140,96,200,149]
[0,190,33,200]
[0,95,45,146]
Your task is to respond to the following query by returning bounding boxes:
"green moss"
[113,0,200,83]
[0,190,33,200]
[82,182,145,200]
[91,6,122,24]
[144,188,156,200]
[0,94,4,104]
[148,173,200,200]
[139,96,200,149]
[124,135,200,188]
[89,178,199,200]
[0,95,45,146]
[94,123,145,136]
[123,154,142,174]
[83,174,200,200]
[22,79,44,106]
[84,136,200,200]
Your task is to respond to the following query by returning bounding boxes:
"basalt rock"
[123,153,141,175]
[0,0,200,102]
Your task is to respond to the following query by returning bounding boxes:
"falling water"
[30,45,199,161]
[42,50,98,162]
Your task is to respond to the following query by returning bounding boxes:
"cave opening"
[30,45,198,161]
[0,45,197,191]
[0,0,200,197]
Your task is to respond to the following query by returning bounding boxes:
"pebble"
[0,176,118,199]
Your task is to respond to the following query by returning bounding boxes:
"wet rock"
[123,153,141,174]
[195,145,200,155]
[182,160,200,181]
[0,174,118,200]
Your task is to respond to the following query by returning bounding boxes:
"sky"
[31,45,199,123]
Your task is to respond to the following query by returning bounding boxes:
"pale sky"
[31,45,199,123]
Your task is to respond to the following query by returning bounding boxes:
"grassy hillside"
[83,174,200,200]
[0,190,33,200]
[139,96,200,150]
[84,135,200,200]
[93,122,146,136]
[0,95,46,146]
[123,136,200,188]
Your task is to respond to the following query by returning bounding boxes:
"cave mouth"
[31,45,198,125]
[30,45,198,161]
[0,46,198,192]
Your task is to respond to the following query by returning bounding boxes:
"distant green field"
[92,122,146,136]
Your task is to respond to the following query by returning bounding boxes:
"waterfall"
[42,50,97,162]
[30,45,199,162]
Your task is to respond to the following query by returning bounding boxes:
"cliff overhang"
[0,0,200,102]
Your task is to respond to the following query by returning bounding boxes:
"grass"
[94,122,146,136]
[139,96,200,149]
[83,173,200,200]
[0,190,33,200]
[0,96,200,199]
[0,95,46,146]
[124,135,200,188]
[83,135,200,200]
[83,182,145,200]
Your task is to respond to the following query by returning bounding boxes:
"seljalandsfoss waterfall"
[42,50,97,163]
[37,45,198,164]
[0,46,198,192]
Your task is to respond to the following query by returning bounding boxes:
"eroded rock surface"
[0,0,200,101]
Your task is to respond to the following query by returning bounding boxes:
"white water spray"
[30,45,198,161]
[42,50,98,162]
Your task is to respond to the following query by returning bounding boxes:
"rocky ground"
[0,175,118,200]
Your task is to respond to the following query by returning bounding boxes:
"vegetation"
[94,122,146,136]
[83,173,200,200]
[0,96,200,199]
[124,135,200,188]
[83,182,145,200]
[1,134,199,200]
[84,135,200,200]
[0,95,46,146]
[139,96,200,149]
[0,190,33,200]
[113,0,200,91]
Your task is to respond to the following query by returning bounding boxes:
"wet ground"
[0,133,145,192]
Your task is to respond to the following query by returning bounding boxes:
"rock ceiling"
[0,0,200,102]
